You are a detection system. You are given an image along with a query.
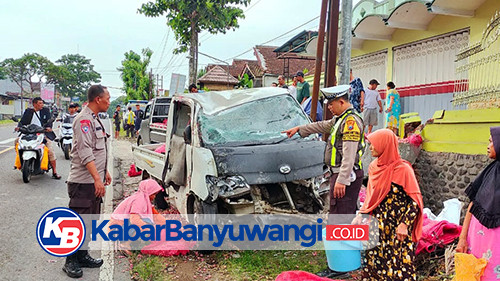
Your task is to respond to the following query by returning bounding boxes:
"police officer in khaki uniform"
[63,85,111,278]
[283,85,365,278]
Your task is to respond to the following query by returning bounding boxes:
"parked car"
[132,88,327,215]
[136,97,172,145]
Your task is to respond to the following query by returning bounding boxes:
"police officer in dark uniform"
[63,85,111,278]
[283,85,365,278]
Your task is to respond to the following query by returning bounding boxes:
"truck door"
[163,101,192,189]
[138,103,151,145]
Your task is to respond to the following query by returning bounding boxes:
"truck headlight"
[206,175,250,201]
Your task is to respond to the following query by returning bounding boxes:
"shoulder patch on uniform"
[80,119,91,134]
[343,115,361,142]
[81,124,90,134]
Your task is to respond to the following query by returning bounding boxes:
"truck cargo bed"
[132,143,166,180]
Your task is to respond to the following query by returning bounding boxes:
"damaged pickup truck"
[132,87,328,215]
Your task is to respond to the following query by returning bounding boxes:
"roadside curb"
[99,119,115,281]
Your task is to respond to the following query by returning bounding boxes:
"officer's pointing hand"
[333,182,346,199]
[282,127,299,138]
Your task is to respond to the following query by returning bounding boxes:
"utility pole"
[156,74,159,97]
[149,68,153,100]
[325,0,340,88]
[339,0,353,85]
[310,0,329,122]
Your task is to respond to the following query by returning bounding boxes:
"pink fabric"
[467,215,500,281]
[141,225,194,257]
[416,214,462,254]
[112,179,163,223]
[127,164,142,177]
[275,271,344,281]
[358,186,366,204]
[141,240,192,257]
[408,134,423,147]
[154,144,166,154]
[150,122,168,129]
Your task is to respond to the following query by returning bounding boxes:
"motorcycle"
[15,123,52,183]
[58,122,73,160]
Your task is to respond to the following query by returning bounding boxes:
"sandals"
[117,243,132,257]
[52,173,62,180]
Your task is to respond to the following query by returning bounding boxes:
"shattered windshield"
[199,95,314,146]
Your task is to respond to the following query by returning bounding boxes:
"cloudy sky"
[0,0,359,100]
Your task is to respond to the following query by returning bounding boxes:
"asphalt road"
[0,120,112,281]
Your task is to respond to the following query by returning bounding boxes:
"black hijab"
[465,127,500,229]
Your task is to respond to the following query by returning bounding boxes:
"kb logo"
[36,208,86,257]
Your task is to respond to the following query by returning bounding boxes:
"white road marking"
[0,137,16,145]
[0,146,14,155]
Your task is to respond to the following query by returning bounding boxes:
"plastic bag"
[127,164,142,177]
[452,253,488,281]
[40,146,49,170]
[436,198,463,225]
[14,143,21,170]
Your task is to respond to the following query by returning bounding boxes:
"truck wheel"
[22,159,32,183]
[63,144,71,160]
[141,169,150,180]
[189,195,217,221]
[154,189,169,210]
[190,195,217,254]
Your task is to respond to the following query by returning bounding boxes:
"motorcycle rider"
[61,103,79,124]
[16,97,61,179]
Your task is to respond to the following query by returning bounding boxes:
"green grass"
[128,250,327,281]
[217,250,326,281]
[114,124,136,140]
[0,119,14,125]
[130,254,173,281]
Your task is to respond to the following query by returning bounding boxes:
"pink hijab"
[112,179,163,223]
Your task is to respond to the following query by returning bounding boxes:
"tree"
[108,95,127,116]
[138,0,250,85]
[46,54,102,101]
[117,48,154,101]
[1,53,54,96]
[0,65,7,80]
[237,73,253,89]
[197,68,207,79]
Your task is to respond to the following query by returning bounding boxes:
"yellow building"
[342,0,500,154]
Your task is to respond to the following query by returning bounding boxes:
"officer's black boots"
[63,251,103,278]
[62,254,83,278]
[77,250,104,268]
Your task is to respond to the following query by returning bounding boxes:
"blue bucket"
[322,228,362,272]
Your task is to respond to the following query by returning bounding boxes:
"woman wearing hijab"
[456,127,500,281]
[354,129,424,280]
[111,179,164,255]
[385,82,401,135]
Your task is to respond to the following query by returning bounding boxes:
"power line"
[223,15,320,62]
[155,29,171,70]
[245,0,263,13]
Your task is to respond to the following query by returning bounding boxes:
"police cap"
[321,85,350,100]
